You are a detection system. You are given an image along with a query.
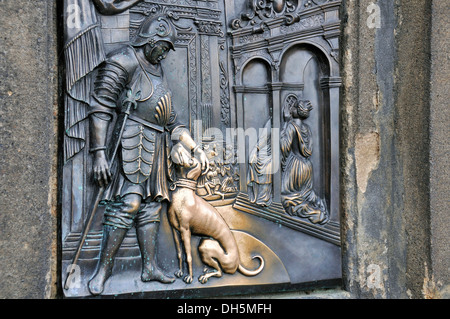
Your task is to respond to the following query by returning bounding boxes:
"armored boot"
[88,225,128,295]
[136,222,175,284]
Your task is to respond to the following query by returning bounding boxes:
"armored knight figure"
[87,14,208,295]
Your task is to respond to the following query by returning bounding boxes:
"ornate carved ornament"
[230,0,297,30]
[230,0,340,33]
[130,1,222,22]
[229,0,341,73]
[130,1,224,40]
[194,19,225,37]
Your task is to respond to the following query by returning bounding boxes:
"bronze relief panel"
[62,0,342,297]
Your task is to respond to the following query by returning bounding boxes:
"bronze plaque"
[62,0,342,298]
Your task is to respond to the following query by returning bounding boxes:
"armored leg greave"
[136,222,175,284]
[88,225,128,295]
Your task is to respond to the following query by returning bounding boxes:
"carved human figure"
[196,144,238,198]
[87,14,209,295]
[222,145,239,193]
[247,119,273,207]
[280,96,329,224]
[219,146,239,194]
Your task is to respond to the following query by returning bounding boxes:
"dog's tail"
[238,255,265,276]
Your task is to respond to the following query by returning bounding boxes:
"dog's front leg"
[180,228,193,284]
[172,228,184,278]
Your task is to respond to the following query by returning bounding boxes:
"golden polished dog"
[168,143,264,284]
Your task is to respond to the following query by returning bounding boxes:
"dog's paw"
[183,275,193,284]
[174,269,183,278]
[198,275,209,284]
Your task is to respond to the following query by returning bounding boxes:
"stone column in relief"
[271,83,283,203]
[320,77,341,221]
[234,87,247,192]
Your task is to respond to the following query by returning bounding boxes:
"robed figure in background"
[247,119,273,207]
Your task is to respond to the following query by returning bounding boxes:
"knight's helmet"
[131,14,177,51]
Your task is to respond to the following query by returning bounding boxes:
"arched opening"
[279,43,331,213]
[241,58,273,153]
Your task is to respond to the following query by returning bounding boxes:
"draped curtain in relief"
[63,0,106,162]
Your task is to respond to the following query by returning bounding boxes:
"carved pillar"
[270,82,283,203]
[234,87,247,192]
[209,35,222,131]
[200,34,212,140]
[195,17,226,140]
[320,76,342,222]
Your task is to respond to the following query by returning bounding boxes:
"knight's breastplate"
[130,73,173,127]
[119,65,173,184]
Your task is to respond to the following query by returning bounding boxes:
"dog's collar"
[170,178,198,191]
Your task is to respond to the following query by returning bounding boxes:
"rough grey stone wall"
[0,1,58,298]
[341,0,449,299]
[429,0,450,298]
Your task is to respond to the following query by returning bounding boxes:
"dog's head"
[170,143,202,181]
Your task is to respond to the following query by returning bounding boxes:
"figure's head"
[144,40,172,64]
[131,15,176,63]
[284,94,298,121]
[295,100,313,119]
[284,94,313,120]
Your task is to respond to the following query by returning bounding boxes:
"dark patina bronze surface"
[62,0,342,298]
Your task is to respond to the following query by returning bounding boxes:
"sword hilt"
[123,89,141,114]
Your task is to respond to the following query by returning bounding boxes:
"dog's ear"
[186,162,201,180]
[171,143,195,167]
